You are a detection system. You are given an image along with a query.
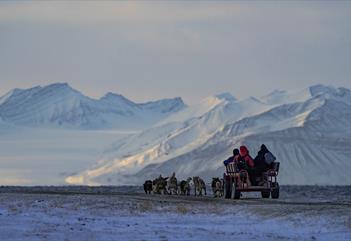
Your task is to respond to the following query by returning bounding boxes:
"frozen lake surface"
[0,186,349,241]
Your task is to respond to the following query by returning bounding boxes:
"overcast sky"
[0,1,350,104]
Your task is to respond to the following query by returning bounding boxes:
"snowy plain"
[0,186,349,241]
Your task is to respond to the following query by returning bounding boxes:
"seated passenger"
[254,144,276,173]
[223,148,240,166]
[235,145,255,186]
[236,145,255,168]
[253,144,277,185]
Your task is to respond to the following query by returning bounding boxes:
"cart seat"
[225,163,236,175]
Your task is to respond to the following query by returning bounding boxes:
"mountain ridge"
[0,83,186,130]
[65,84,351,185]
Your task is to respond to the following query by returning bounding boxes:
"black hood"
[260,144,268,152]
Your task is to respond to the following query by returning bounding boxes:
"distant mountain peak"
[52,82,69,86]
[215,92,237,102]
[140,97,186,113]
[260,84,341,106]
[309,84,336,97]
[44,82,71,89]
[101,92,135,103]
[307,85,351,106]
[104,92,122,98]
[45,82,80,92]
[12,85,42,93]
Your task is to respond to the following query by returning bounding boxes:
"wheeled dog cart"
[223,162,280,199]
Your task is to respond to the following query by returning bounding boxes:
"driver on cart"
[223,148,239,166]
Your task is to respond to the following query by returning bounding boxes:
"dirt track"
[0,186,350,214]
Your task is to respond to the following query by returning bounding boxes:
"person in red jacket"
[238,145,255,168]
[235,145,255,186]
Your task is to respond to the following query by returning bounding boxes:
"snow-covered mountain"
[0,83,186,129]
[66,84,351,185]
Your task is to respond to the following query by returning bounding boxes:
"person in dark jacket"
[252,144,276,185]
[223,148,239,166]
[254,144,270,172]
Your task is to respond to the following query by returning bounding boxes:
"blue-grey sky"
[0,1,350,104]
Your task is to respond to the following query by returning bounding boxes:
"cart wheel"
[271,183,280,199]
[224,176,232,199]
[261,190,270,198]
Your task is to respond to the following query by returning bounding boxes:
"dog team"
[143,172,224,197]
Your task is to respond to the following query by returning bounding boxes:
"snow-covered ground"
[0,186,349,241]
[0,127,135,185]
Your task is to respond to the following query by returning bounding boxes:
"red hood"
[240,146,249,156]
